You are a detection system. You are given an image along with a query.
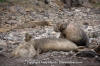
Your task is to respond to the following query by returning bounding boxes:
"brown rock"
[24,33,32,42]
[94,45,100,55]
[15,21,53,29]
[91,0,100,3]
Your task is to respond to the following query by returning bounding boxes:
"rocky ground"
[0,0,100,66]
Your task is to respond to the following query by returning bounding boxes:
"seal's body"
[12,41,36,58]
[12,38,78,58]
[34,38,78,53]
[61,22,89,46]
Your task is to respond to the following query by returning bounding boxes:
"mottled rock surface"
[0,0,100,66]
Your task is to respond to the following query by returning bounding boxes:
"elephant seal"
[59,22,89,46]
[12,38,78,58]
[34,38,78,53]
[11,41,36,58]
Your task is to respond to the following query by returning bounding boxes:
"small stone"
[76,51,97,58]
[94,45,100,55]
